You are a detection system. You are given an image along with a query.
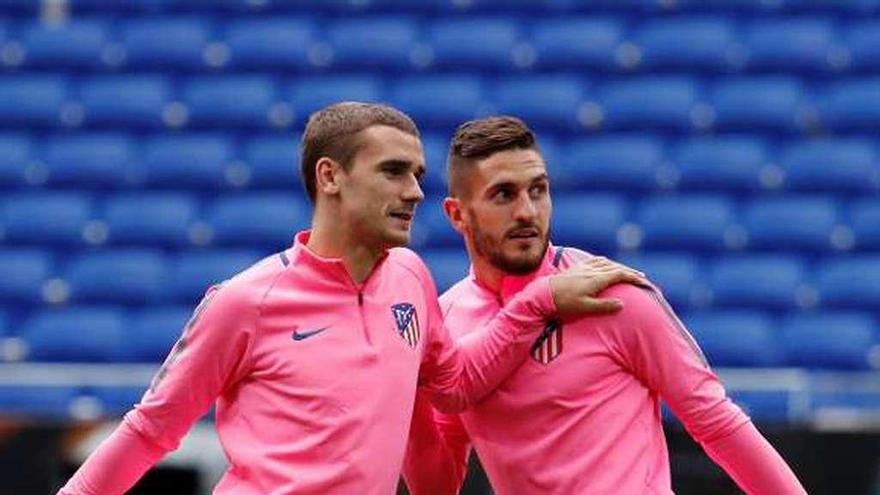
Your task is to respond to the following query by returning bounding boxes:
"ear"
[442,196,467,234]
[314,157,343,197]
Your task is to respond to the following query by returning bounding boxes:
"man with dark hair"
[403,116,806,495]
[57,103,647,495]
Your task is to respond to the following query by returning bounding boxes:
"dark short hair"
[447,116,539,198]
[300,102,420,203]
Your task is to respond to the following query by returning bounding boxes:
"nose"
[402,174,425,204]
[513,191,537,221]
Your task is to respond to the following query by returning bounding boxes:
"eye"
[529,183,548,197]
[493,188,515,202]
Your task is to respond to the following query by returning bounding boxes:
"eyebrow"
[484,172,550,193]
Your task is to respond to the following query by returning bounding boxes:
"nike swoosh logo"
[292,327,329,341]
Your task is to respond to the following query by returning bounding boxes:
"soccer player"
[57,103,649,495]
[403,116,807,495]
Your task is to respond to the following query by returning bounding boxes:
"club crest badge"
[391,302,420,348]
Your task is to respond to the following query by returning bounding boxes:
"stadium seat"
[63,250,169,304]
[104,192,199,247]
[553,193,627,255]
[183,76,279,129]
[709,255,807,309]
[711,77,807,132]
[816,256,880,309]
[326,17,419,69]
[743,197,840,251]
[19,307,125,362]
[0,386,82,418]
[90,386,148,418]
[564,135,665,190]
[122,17,212,69]
[1,193,93,245]
[70,0,175,13]
[390,75,485,127]
[224,18,315,70]
[170,249,263,302]
[728,390,793,423]
[636,195,737,251]
[819,79,880,132]
[631,17,738,72]
[532,17,623,70]
[781,312,877,370]
[427,17,521,70]
[141,134,235,188]
[420,132,449,193]
[0,76,67,127]
[0,249,52,303]
[744,18,840,72]
[422,249,470,293]
[851,200,880,249]
[207,193,309,247]
[683,310,780,367]
[493,75,586,130]
[244,135,300,189]
[845,20,880,72]
[0,133,33,186]
[127,305,191,362]
[409,197,459,249]
[0,310,8,336]
[21,19,109,68]
[43,134,134,187]
[672,137,767,192]
[79,75,171,128]
[618,253,702,309]
[287,75,383,120]
[778,139,879,194]
[595,77,700,131]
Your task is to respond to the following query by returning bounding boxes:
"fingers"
[581,297,624,314]
[598,269,650,289]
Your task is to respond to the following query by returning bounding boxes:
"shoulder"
[387,246,431,283]
[554,245,596,269]
[438,277,473,317]
[207,251,290,319]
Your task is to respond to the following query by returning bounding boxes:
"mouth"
[507,227,540,240]
[389,211,414,222]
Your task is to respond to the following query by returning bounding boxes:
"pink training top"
[58,230,558,495]
[404,245,806,495]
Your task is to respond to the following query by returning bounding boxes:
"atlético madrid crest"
[531,320,563,364]
[391,302,420,348]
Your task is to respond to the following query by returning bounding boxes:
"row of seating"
[2,132,880,194]
[0,17,878,73]
[2,247,879,309]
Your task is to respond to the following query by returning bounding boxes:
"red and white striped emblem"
[531,320,563,364]
[391,302,420,349]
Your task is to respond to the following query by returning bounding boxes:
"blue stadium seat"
[127,306,191,362]
[183,76,279,128]
[171,249,262,302]
[637,195,737,251]
[224,18,315,69]
[90,386,147,418]
[728,390,793,423]
[778,139,879,194]
[141,134,234,188]
[122,17,212,69]
[71,0,175,13]
[1,193,92,245]
[43,134,134,187]
[493,75,586,130]
[846,20,880,72]
[390,75,485,127]
[410,197,459,249]
[427,17,521,70]
[711,77,807,132]
[63,250,169,304]
[553,193,627,255]
[816,256,880,309]
[709,255,807,309]
[0,386,82,418]
[0,310,8,336]
[20,307,125,362]
[21,19,109,68]
[595,77,700,131]
[532,17,622,70]
[851,200,880,249]
[80,75,171,128]
[420,132,449,193]
[744,18,840,72]
[673,137,767,192]
[208,193,309,247]
[565,135,664,190]
[0,133,33,186]
[0,76,67,127]
[287,75,383,120]
[618,253,702,309]
[0,249,52,303]
[632,17,737,71]
[743,197,840,251]
[104,193,199,247]
[327,17,419,69]
[819,79,880,132]
[683,310,780,367]
[244,135,300,188]
[781,312,877,370]
[422,249,470,293]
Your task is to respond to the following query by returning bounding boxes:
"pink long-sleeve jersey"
[404,245,806,495]
[58,231,559,495]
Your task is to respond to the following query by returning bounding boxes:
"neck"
[470,253,507,294]
[308,206,384,284]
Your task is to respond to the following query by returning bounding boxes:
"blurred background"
[0,0,878,493]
